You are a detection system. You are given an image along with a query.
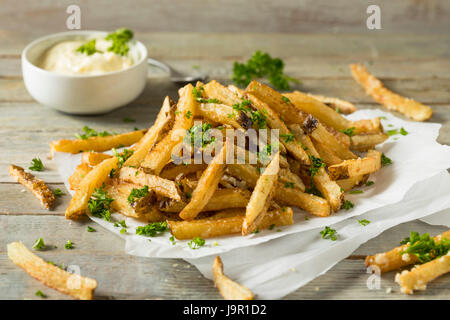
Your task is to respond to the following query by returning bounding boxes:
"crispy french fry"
[8,165,55,210]
[141,85,196,174]
[328,149,381,180]
[119,167,181,201]
[160,163,208,180]
[242,153,280,235]
[68,163,92,191]
[81,152,112,166]
[246,93,310,164]
[227,84,245,98]
[279,168,305,192]
[289,124,343,212]
[197,103,243,129]
[204,80,242,106]
[352,118,383,134]
[365,230,450,273]
[350,133,389,152]
[180,144,227,220]
[350,64,433,121]
[125,96,176,168]
[160,188,250,213]
[7,242,97,300]
[395,254,450,294]
[50,130,145,157]
[312,140,343,166]
[105,181,164,221]
[168,207,293,240]
[65,157,118,219]
[306,93,357,114]
[336,175,369,192]
[213,256,254,300]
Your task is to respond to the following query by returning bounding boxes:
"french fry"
[279,168,305,192]
[328,149,381,180]
[81,152,112,166]
[160,188,250,213]
[312,140,343,166]
[336,175,368,192]
[65,157,118,219]
[213,256,255,300]
[204,80,242,106]
[350,133,389,152]
[168,207,293,240]
[119,167,181,201]
[352,118,383,134]
[68,163,92,191]
[242,153,280,235]
[395,254,450,294]
[141,84,196,174]
[289,124,343,212]
[350,64,433,121]
[160,163,208,180]
[50,130,145,157]
[8,165,55,210]
[365,230,450,273]
[124,96,176,168]
[180,143,227,220]
[246,93,310,164]
[197,103,243,129]
[306,93,357,114]
[7,242,97,300]
[227,84,245,98]
[105,181,164,221]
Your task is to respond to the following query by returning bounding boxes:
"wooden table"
[1,32,449,300]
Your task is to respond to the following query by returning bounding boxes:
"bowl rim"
[22,30,148,79]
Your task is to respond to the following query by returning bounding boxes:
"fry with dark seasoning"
[8,164,55,209]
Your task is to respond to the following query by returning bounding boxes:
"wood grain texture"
[0,0,449,35]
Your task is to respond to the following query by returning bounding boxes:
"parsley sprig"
[232,51,299,90]
[29,158,44,171]
[400,231,450,263]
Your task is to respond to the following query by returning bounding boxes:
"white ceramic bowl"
[22,31,148,115]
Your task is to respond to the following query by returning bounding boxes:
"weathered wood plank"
[2,77,450,104]
[0,216,448,300]
[2,33,450,59]
[1,0,449,36]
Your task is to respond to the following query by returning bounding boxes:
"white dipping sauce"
[38,38,135,75]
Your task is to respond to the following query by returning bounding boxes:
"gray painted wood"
[0,0,449,35]
[1,29,449,299]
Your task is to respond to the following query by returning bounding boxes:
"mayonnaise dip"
[38,38,135,75]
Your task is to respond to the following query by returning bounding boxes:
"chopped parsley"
[349,190,363,194]
[53,188,64,197]
[341,200,354,210]
[76,39,101,55]
[112,148,134,168]
[340,127,356,138]
[320,226,337,241]
[169,236,176,245]
[105,28,133,56]
[253,228,260,234]
[109,168,116,178]
[185,110,193,119]
[185,123,216,149]
[400,231,450,263]
[365,181,374,186]
[35,290,47,298]
[232,50,299,90]
[87,226,96,232]
[87,184,114,221]
[400,127,408,136]
[250,110,267,129]
[32,238,45,250]
[188,237,206,249]
[64,240,74,250]
[358,219,371,226]
[232,100,252,112]
[284,182,295,188]
[305,155,326,196]
[381,153,392,167]
[120,228,127,235]
[136,221,169,237]
[282,96,290,103]
[29,158,44,171]
[123,117,136,123]
[75,126,111,140]
[269,224,276,230]
[127,185,149,204]
[387,127,408,137]
[280,133,295,143]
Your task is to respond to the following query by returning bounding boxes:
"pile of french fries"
[51,80,389,240]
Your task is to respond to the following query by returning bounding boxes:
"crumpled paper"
[54,109,450,260]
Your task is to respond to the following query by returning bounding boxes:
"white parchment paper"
[54,109,450,260]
